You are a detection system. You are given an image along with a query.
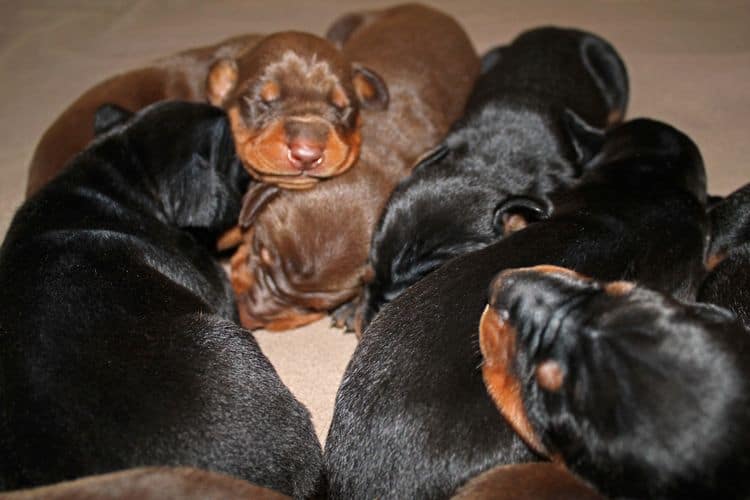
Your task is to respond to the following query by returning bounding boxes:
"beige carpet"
[1,0,748,444]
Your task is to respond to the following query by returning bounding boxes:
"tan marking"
[526,265,589,280]
[206,59,238,106]
[536,360,565,392]
[706,252,727,271]
[353,71,376,101]
[216,225,243,252]
[607,108,625,127]
[259,80,281,102]
[503,213,528,234]
[605,280,635,296]
[264,312,326,331]
[229,240,254,294]
[331,85,350,109]
[479,305,548,456]
[260,246,274,267]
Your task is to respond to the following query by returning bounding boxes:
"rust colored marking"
[706,252,727,271]
[503,213,528,234]
[264,312,326,331]
[229,241,254,294]
[206,59,238,106]
[353,72,376,101]
[260,81,281,102]
[480,305,548,456]
[330,85,350,109]
[604,280,635,296]
[526,265,588,280]
[216,225,243,252]
[536,360,565,392]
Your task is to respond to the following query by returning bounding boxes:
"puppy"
[27,31,382,196]
[2,467,289,500]
[324,119,708,498]
[698,183,750,327]
[450,463,604,500]
[480,266,750,499]
[229,4,480,331]
[0,102,322,497]
[357,27,630,333]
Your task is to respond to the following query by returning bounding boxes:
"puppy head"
[480,265,750,498]
[206,31,387,189]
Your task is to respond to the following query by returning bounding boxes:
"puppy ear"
[352,64,389,110]
[493,196,552,236]
[326,12,367,48]
[480,46,505,74]
[206,58,239,106]
[238,183,280,228]
[93,103,133,135]
[581,34,629,126]
[563,109,605,168]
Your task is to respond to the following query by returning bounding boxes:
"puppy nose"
[288,141,324,171]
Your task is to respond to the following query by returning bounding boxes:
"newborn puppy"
[27,31,380,196]
[451,463,604,500]
[481,266,750,499]
[206,31,387,190]
[0,102,322,497]
[698,183,750,327]
[357,26,629,332]
[324,119,708,499]
[2,467,290,500]
[230,4,480,331]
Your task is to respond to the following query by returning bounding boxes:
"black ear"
[563,109,605,168]
[411,144,449,172]
[353,64,389,110]
[94,103,133,135]
[493,195,553,236]
[170,118,249,233]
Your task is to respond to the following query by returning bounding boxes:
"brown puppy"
[451,463,605,500]
[26,34,261,197]
[27,31,383,196]
[2,467,289,500]
[230,3,480,331]
[206,31,387,190]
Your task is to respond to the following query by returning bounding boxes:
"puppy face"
[207,32,387,189]
[480,266,750,498]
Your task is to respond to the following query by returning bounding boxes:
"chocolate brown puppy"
[26,34,260,196]
[698,183,750,327]
[206,31,387,190]
[230,3,480,331]
[451,463,604,500]
[480,266,750,499]
[27,31,382,196]
[324,119,708,498]
[3,467,289,500]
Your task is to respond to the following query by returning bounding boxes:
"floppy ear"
[93,103,133,135]
[206,58,239,106]
[493,195,553,236]
[352,64,389,110]
[563,109,605,168]
[480,46,505,74]
[170,118,249,232]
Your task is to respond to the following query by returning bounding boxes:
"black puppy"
[698,183,750,327]
[0,101,322,497]
[357,27,629,332]
[480,266,750,499]
[325,119,708,498]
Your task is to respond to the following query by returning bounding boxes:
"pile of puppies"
[1,3,749,499]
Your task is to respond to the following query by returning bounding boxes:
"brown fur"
[451,463,605,500]
[26,34,262,197]
[0,467,290,500]
[230,3,480,330]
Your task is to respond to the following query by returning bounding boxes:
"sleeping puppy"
[0,102,322,497]
[698,183,750,327]
[324,119,708,499]
[27,31,382,197]
[357,27,629,333]
[480,266,750,499]
[229,4,480,331]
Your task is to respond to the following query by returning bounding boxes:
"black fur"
[698,183,750,327]
[0,101,323,497]
[325,119,708,498]
[487,268,750,498]
[358,27,629,330]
